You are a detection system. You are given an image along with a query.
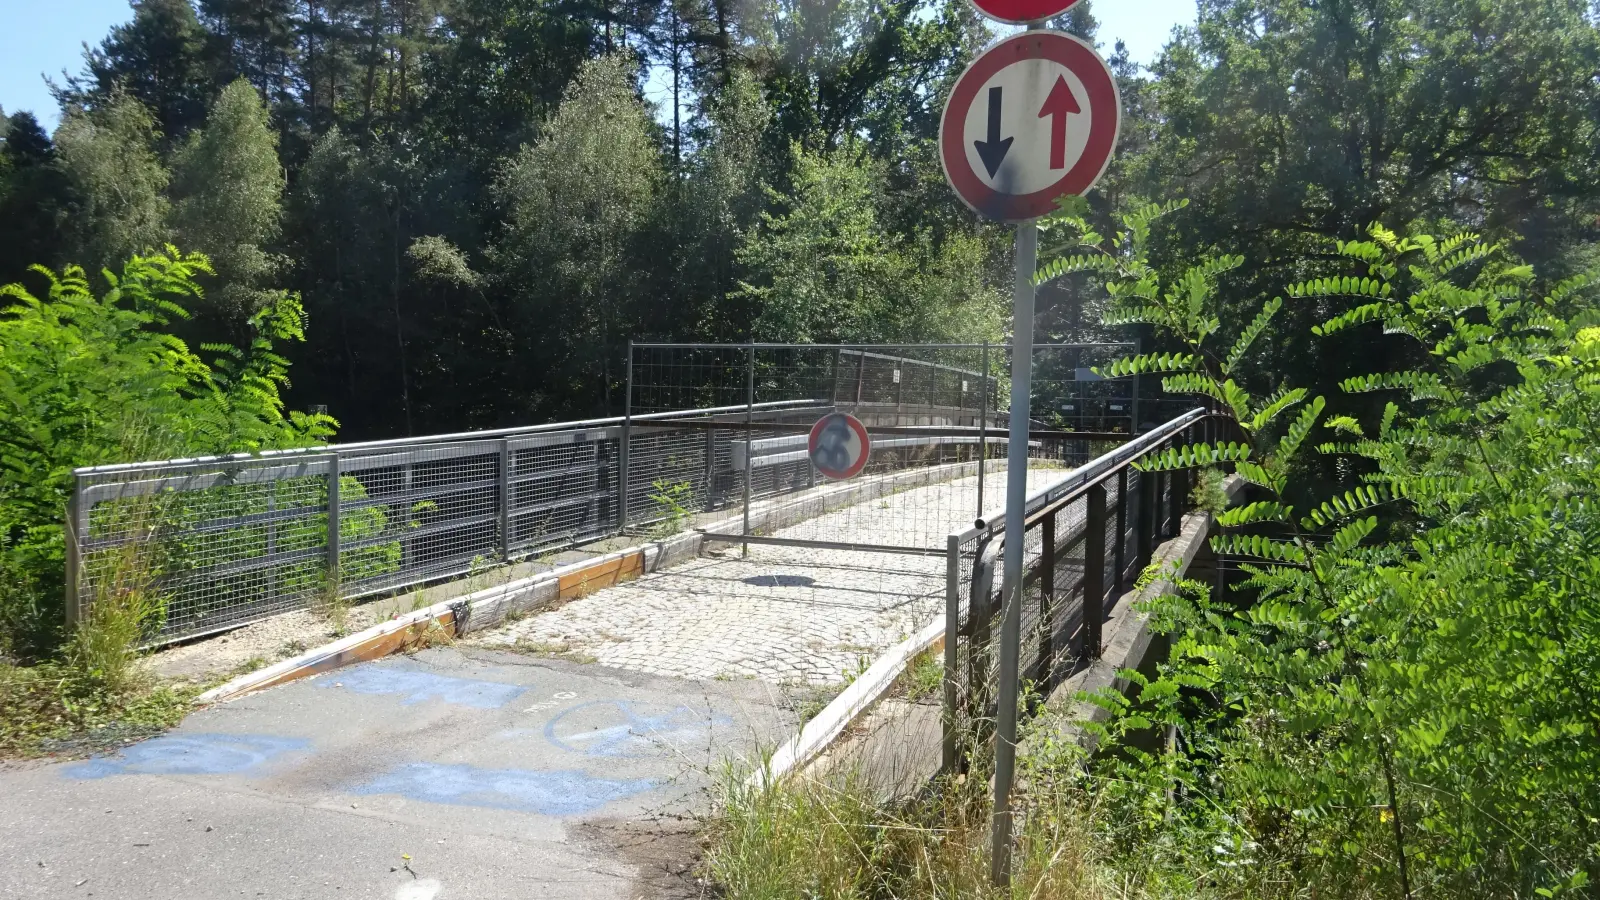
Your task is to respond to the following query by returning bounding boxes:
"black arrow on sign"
[973,86,1012,178]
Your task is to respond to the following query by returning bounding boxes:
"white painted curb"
[754,614,946,787]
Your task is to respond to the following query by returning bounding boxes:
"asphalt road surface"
[0,647,798,900]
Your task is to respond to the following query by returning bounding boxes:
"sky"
[3,0,1197,134]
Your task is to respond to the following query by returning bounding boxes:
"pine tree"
[0,113,72,284]
[64,0,225,143]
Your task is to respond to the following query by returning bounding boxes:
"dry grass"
[705,764,1128,900]
[702,757,1311,900]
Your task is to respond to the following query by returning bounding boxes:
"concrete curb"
[197,460,995,705]
[755,616,946,787]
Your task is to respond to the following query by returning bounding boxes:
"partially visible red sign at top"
[968,0,1085,25]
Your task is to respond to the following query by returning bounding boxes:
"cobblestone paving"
[475,469,1064,685]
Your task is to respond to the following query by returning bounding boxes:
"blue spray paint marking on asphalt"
[322,663,525,708]
[545,701,734,758]
[352,762,656,816]
[63,733,309,780]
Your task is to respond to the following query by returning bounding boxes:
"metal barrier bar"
[943,532,961,773]
[632,342,1136,351]
[698,532,946,557]
[71,400,826,477]
[620,341,634,531]
[1040,510,1056,672]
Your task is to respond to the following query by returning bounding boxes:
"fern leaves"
[1098,352,1197,378]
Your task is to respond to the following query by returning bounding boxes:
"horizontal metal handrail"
[632,341,1136,351]
[71,399,825,477]
[952,407,1207,545]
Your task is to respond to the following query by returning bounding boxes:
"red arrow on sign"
[1038,75,1081,170]
[939,31,1120,222]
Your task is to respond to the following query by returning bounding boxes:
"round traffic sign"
[808,413,871,480]
[968,0,1085,25]
[939,31,1120,222]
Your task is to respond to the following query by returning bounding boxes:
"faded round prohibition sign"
[808,413,871,480]
[968,0,1086,25]
[940,31,1120,222]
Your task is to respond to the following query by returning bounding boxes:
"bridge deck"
[474,468,1067,684]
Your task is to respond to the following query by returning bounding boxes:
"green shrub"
[1045,206,1600,897]
[0,248,334,659]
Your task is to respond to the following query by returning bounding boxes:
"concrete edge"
[754,615,947,788]
[1023,475,1247,758]
[195,460,993,705]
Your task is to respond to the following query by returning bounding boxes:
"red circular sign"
[969,0,1086,25]
[940,31,1120,222]
[808,413,871,480]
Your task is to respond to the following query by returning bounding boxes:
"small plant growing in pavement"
[902,650,942,702]
[648,478,695,537]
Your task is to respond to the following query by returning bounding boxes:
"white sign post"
[938,26,1120,886]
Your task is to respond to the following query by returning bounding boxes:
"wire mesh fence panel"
[73,455,336,643]
[507,429,616,555]
[1026,343,1138,433]
[67,340,1201,648]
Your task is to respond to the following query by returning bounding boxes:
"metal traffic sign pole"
[935,12,1120,887]
[991,217,1036,885]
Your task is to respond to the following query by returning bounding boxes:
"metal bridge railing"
[940,406,1226,773]
[67,399,821,645]
[66,341,1192,648]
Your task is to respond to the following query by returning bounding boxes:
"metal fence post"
[620,341,634,532]
[942,533,961,774]
[327,454,342,593]
[703,425,718,509]
[1130,335,1143,433]
[1168,447,1185,538]
[742,342,755,557]
[499,439,512,560]
[1114,467,1128,591]
[1040,508,1056,677]
[977,342,989,520]
[1084,483,1107,660]
[1138,467,1156,569]
[64,478,82,629]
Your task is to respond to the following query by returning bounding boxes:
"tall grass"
[706,763,1140,900]
[1,490,193,757]
[704,756,1315,900]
